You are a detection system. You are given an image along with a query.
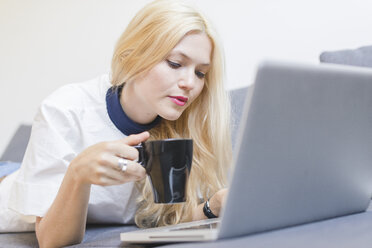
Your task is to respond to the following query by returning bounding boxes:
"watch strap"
[203,199,218,218]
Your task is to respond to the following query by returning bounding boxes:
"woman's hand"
[208,188,228,217]
[192,188,228,221]
[68,131,150,186]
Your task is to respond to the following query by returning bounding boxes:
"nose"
[178,69,196,90]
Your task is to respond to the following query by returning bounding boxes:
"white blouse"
[0,74,140,232]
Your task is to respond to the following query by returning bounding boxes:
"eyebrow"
[171,52,210,67]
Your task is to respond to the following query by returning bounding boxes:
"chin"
[159,110,183,121]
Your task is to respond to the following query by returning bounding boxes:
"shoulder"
[41,74,111,114]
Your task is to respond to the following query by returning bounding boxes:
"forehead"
[169,32,212,65]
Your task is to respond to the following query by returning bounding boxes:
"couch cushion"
[1,125,31,163]
[319,45,372,68]
[0,162,21,178]
[229,86,252,148]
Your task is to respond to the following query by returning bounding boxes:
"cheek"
[194,81,205,99]
[143,63,173,92]
[186,82,205,107]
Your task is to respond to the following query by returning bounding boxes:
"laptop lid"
[218,61,372,239]
[121,61,372,243]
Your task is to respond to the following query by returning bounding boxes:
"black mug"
[135,139,193,204]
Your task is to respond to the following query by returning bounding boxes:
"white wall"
[1,0,372,154]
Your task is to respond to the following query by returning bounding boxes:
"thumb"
[122,131,150,146]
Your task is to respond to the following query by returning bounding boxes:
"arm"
[192,188,227,221]
[35,132,150,248]
[35,172,91,247]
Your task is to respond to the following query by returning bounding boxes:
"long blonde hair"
[111,0,232,227]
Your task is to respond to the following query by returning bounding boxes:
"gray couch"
[320,45,372,68]
[1,45,372,247]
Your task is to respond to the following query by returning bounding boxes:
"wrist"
[67,161,90,188]
[209,192,222,214]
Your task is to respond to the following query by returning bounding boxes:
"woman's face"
[122,32,212,124]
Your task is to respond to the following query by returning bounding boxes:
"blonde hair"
[111,0,232,228]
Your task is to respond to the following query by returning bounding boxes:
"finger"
[106,156,147,179]
[121,131,150,146]
[109,143,139,161]
[121,162,147,180]
[104,132,149,160]
[96,164,145,186]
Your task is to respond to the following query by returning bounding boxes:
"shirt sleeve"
[8,99,80,217]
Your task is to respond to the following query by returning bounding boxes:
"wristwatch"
[203,199,218,218]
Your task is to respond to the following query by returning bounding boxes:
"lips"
[169,96,188,106]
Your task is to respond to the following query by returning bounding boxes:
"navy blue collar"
[106,86,161,136]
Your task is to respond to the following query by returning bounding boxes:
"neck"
[105,85,161,136]
[120,83,158,124]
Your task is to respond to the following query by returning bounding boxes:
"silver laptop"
[121,61,372,243]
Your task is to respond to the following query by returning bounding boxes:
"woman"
[0,0,232,246]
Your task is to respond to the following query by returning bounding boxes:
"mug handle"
[134,144,146,168]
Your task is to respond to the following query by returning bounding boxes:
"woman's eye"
[195,71,206,79]
[167,60,181,69]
